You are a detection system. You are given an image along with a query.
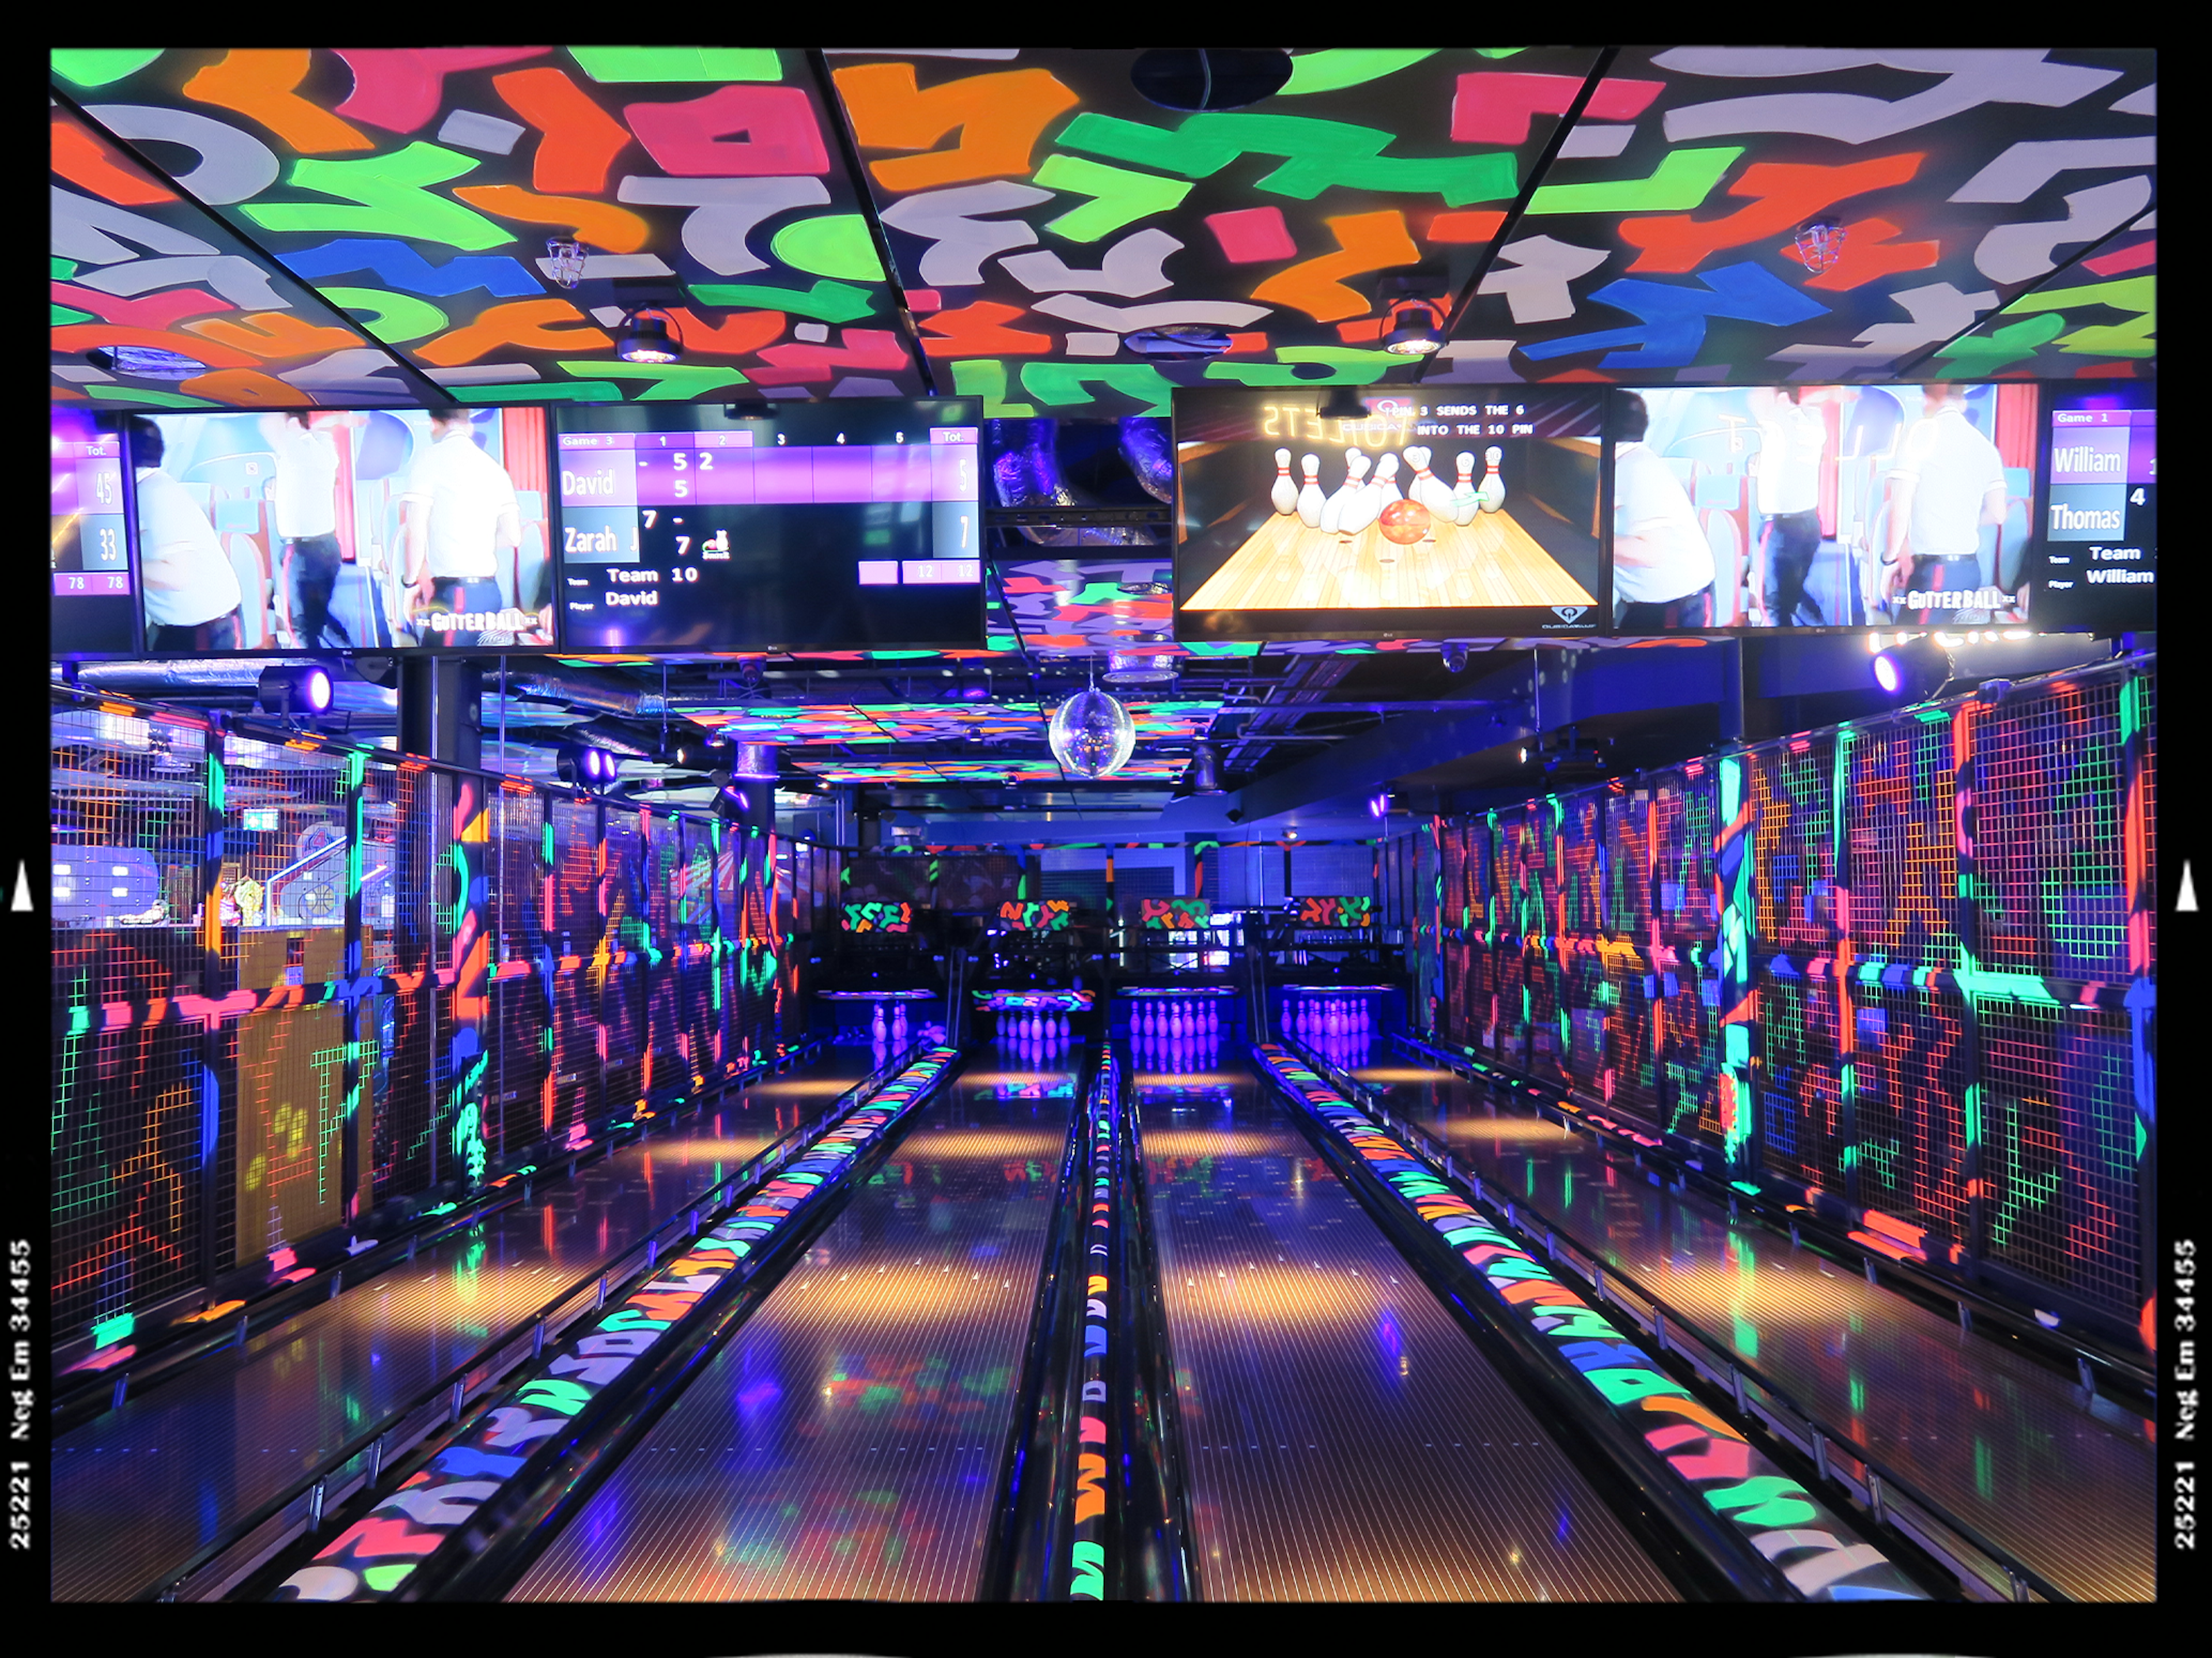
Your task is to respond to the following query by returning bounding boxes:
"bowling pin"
[1451,454,1480,526]
[1404,446,1452,518]
[871,1004,887,1043]
[1372,452,1403,504]
[1478,446,1506,513]
[1270,448,1299,516]
[892,1003,907,1043]
[1321,449,1368,536]
[1296,454,1325,529]
[1340,456,1388,538]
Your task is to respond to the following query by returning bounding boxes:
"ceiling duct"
[499,663,665,717]
[73,658,326,697]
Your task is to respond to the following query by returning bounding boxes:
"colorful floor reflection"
[50,1048,874,1603]
[1138,1059,1675,1600]
[1353,1055,2154,1602]
[508,1062,1077,1600]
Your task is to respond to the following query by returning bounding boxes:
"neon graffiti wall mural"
[50,686,818,1347]
[1425,652,2154,1339]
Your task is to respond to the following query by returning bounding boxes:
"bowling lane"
[51,1046,875,1603]
[1138,1043,1676,1601]
[507,1053,1079,1601]
[1343,1041,2155,1602]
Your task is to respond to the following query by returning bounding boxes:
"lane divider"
[274,1046,963,1603]
[1060,1048,1119,1600]
[1252,1043,1930,1603]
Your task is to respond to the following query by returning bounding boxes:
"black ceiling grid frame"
[1420,47,1620,379]
[805,45,941,397]
[1888,202,2158,380]
[51,81,451,409]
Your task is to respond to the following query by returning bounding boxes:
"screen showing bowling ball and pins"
[1173,387,1607,642]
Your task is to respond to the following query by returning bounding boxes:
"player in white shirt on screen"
[402,408,520,649]
[1749,386,1828,627]
[262,410,353,650]
[1883,384,2008,626]
[1611,392,1715,631]
[128,415,244,652]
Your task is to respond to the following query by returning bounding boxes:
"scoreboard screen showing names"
[555,399,983,652]
[52,407,136,655]
[2036,388,2156,630]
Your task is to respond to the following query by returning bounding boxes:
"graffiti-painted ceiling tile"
[1466,47,2156,382]
[48,100,411,407]
[57,47,924,402]
[829,48,1603,415]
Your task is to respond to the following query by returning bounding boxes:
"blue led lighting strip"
[1253,1043,1929,1602]
[274,1046,962,1602]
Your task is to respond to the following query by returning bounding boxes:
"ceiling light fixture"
[1317,384,1372,423]
[617,309,683,365]
[1381,299,1445,357]
[1871,635,1955,703]
[255,664,332,716]
[544,237,589,289]
[86,345,210,381]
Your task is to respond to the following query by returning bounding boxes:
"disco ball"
[1047,687,1136,779]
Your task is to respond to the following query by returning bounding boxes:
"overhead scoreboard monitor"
[555,399,984,653]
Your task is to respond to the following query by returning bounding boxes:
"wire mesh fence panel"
[549,968,601,1146]
[1751,733,1838,958]
[1975,674,2128,981]
[50,705,211,1008]
[229,1004,349,1265]
[1850,981,1969,1244]
[491,975,552,1159]
[1603,786,1654,940]
[2135,668,2154,968]
[51,1019,207,1336]
[1652,767,1718,948]
[550,798,601,958]
[1844,712,1957,966]
[1977,998,2142,1320]
[1661,967,1719,1143]
[1596,946,1662,1119]
[1561,952,1608,1096]
[217,732,350,990]
[1755,967,1845,1195]
[495,788,548,964]
[1556,792,1605,939]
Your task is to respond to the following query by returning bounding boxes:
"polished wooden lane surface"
[1184,508,1597,612]
[509,1065,1077,1602]
[1140,1061,1675,1602]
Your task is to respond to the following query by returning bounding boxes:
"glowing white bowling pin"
[1270,447,1298,516]
[1372,452,1403,505]
[871,1004,887,1043]
[1172,1002,1187,1038]
[892,1003,907,1043]
[1320,449,1366,535]
[1478,446,1505,513]
[1404,446,1453,519]
[1451,453,1480,526]
[1296,454,1325,529]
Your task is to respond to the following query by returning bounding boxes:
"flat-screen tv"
[125,406,554,653]
[52,408,138,656]
[1608,384,2041,631]
[554,399,983,652]
[2032,382,2154,632]
[1174,386,1605,642]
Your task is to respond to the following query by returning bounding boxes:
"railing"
[146,1038,925,1603]
[1291,1035,2069,1604]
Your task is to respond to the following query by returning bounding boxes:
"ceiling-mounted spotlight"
[617,309,682,365]
[1871,635,1955,703]
[557,741,618,789]
[1440,641,1469,675]
[87,345,210,381]
[1368,789,1393,819]
[1381,300,1445,357]
[1102,650,1177,688]
[727,658,766,696]
[544,237,588,290]
[255,664,332,717]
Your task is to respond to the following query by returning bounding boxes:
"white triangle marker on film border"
[10,862,28,913]
[2178,860,2198,913]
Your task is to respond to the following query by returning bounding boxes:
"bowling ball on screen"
[1378,499,1431,546]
